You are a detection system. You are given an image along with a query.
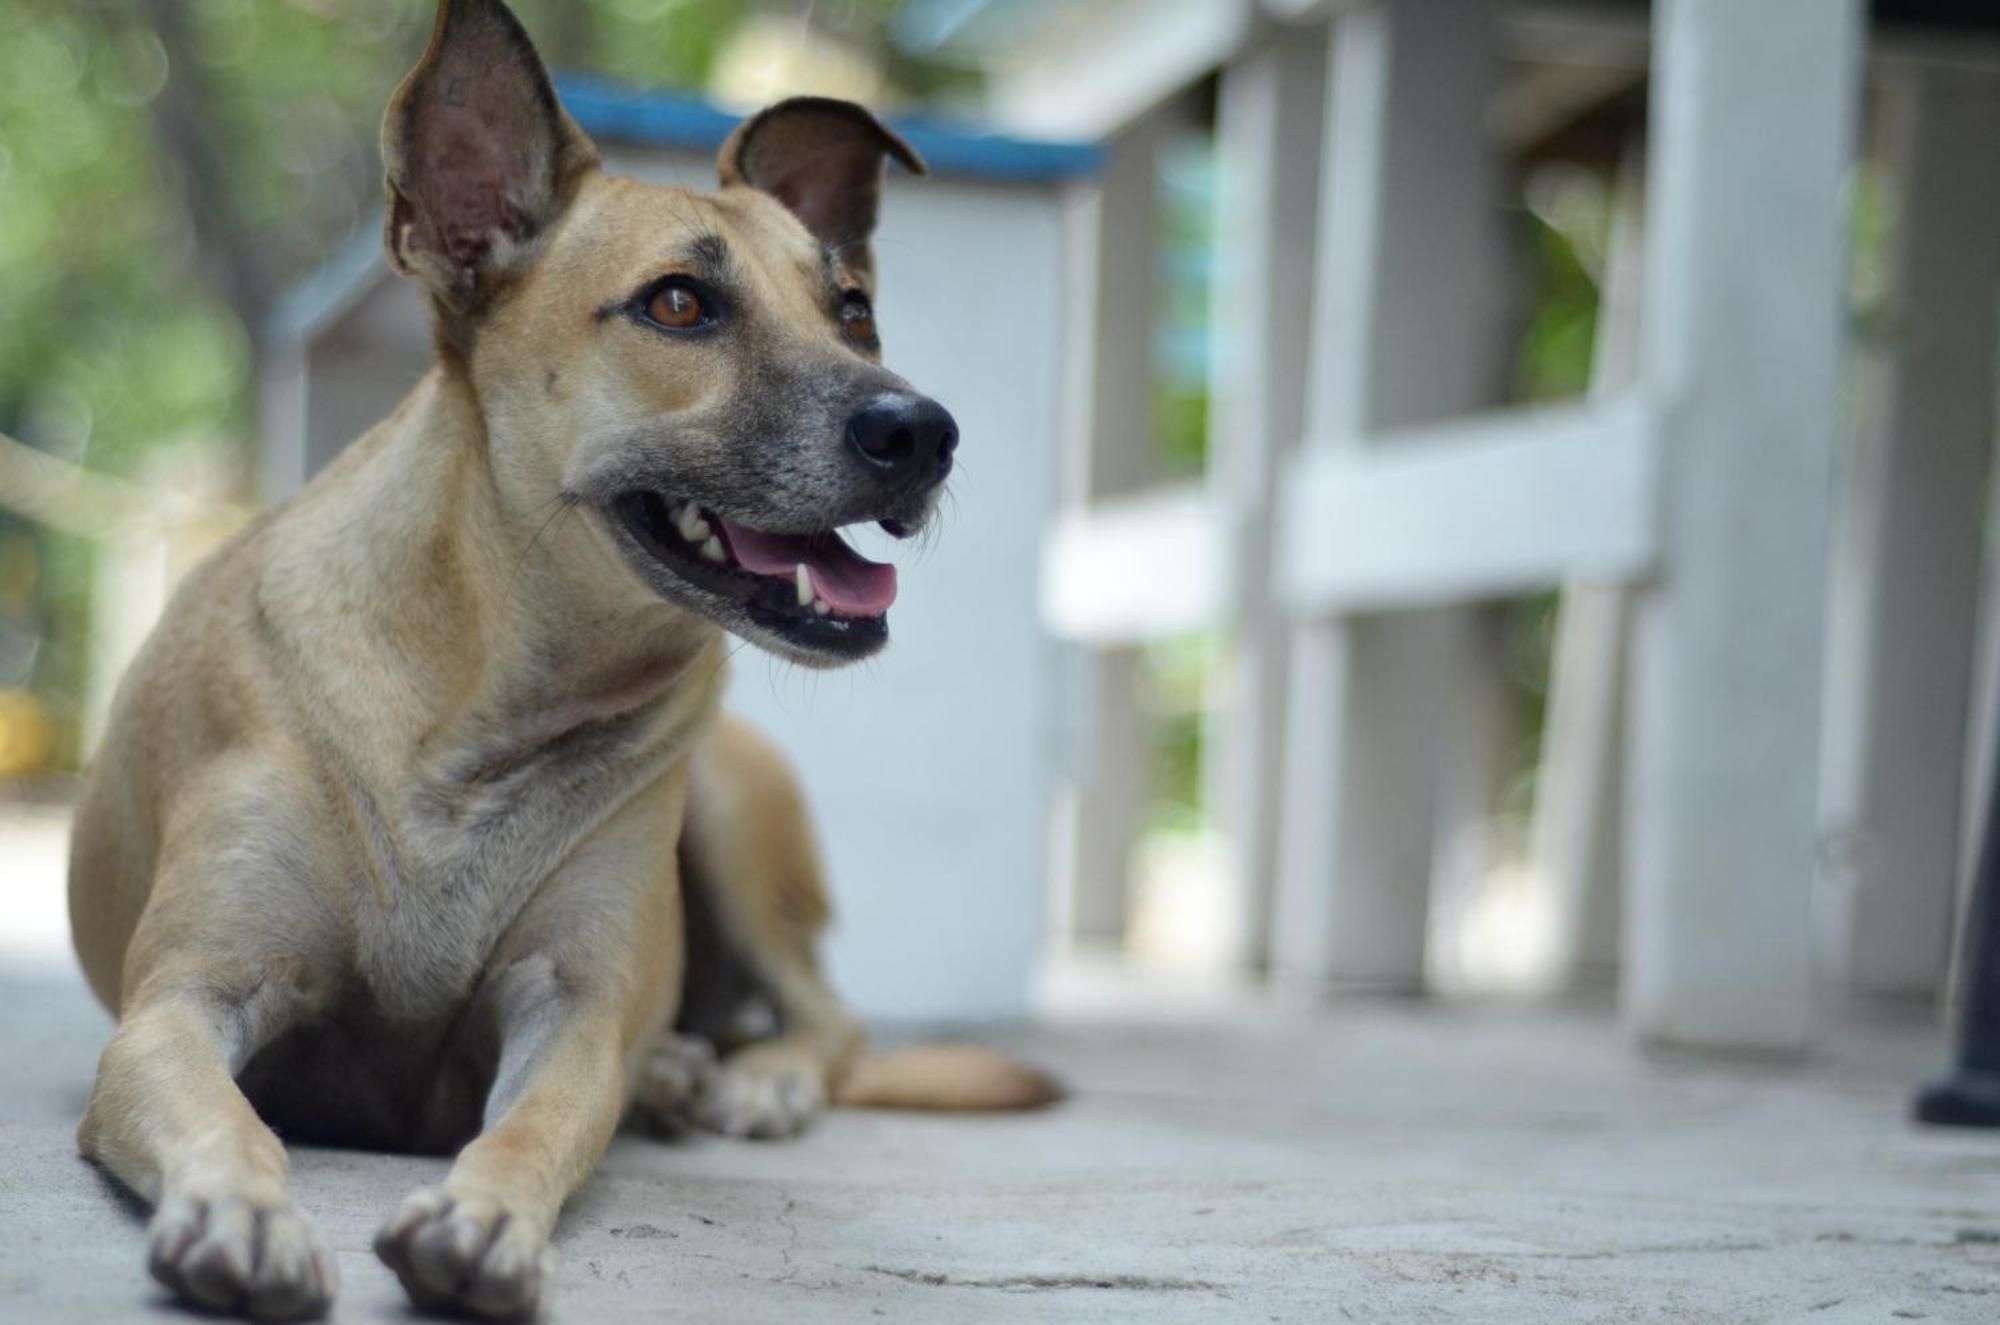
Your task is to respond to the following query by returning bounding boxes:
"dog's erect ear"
[380,0,596,313]
[718,98,925,274]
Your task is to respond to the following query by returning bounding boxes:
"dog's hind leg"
[655,714,862,1140]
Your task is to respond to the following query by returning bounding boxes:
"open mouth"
[608,491,901,657]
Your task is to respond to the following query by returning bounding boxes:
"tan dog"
[66,2,1053,1319]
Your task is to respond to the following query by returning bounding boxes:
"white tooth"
[813,600,831,616]
[700,535,726,563]
[674,503,709,542]
[795,563,814,606]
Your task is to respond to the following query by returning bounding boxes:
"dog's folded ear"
[380,0,596,315]
[718,99,926,275]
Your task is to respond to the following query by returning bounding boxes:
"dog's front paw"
[632,1032,718,1137]
[148,1191,337,1321]
[375,1187,554,1321]
[699,1048,827,1139]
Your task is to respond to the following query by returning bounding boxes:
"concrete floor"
[4,961,2000,1324]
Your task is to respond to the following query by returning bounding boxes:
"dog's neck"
[261,366,728,779]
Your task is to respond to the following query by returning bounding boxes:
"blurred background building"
[3,0,1998,1051]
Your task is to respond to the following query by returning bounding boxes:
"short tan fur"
[67,3,1053,1320]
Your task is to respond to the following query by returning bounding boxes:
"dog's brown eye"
[840,294,877,344]
[647,283,705,329]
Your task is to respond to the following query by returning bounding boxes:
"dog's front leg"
[78,784,341,1322]
[82,976,334,1320]
[375,780,684,1321]
[375,984,632,1319]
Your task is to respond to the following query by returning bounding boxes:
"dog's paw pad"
[699,1055,826,1140]
[148,1193,336,1321]
[375,1187,554,1321]
[633,1033,719,1137]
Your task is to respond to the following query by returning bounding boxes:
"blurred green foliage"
[1136,130,1217,837]
[1,0,248,475]
[1514,163,1612,405]
[1152,127,1215,476]
[1141,632,1218,837]
[1515,216,1602,403]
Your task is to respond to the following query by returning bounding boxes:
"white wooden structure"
[262,83,1097,1022]
[260,4,2000,1046]
[1032,0,2000,1049]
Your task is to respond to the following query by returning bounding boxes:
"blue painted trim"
[265,215,388,349]
[553,73,1103,184]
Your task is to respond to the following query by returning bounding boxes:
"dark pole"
[1914,726,2000,1127]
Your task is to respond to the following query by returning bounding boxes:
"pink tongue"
[715,519,898,617]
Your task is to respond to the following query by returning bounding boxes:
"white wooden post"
[1624,0,1862,1048]
[1819,67,2000,1000]
[1202,23,1329,972]
[1060,649,1150,944]
[1060,114,1174,504]
[1052,110,1179,948]
[1535,584,1628,986]
[1271,0,1507,993]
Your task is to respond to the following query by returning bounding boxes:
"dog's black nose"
[846,394,958,484]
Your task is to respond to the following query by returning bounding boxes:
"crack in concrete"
[862,1265,1217,1293]
[774,1195,800,1285]
[1519,1240,1772,1261]
[607,1223,674,1240]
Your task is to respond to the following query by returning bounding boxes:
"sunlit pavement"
[6,807,2000,1323]
[0,801,75,974]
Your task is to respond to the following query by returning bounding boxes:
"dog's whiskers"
[509,493,579,589]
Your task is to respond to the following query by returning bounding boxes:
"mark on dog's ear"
[380,0,596,314]
[718,98,926,274]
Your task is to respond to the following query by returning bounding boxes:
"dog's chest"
[348,704,671,1020]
